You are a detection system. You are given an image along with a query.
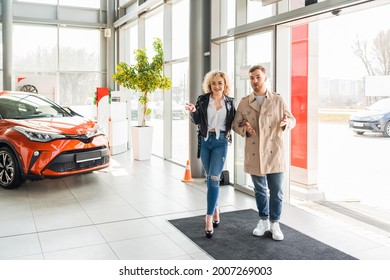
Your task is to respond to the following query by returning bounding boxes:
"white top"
[206,96,227,140]
[255,95,266,107]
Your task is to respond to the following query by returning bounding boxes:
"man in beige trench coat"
[232,64,295,241]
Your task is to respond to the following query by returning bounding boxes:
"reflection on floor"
[0,151,389,260]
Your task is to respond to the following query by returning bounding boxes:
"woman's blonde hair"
[202,70,231,96]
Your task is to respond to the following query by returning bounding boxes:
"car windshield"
[367,98,390,111]
[0,94,70,119]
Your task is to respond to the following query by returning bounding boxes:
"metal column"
[2,0,13,90]
[106,0,115,90]
[189,0,211,178]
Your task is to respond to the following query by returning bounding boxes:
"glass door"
[233,29,275,194]
[278,0,390,228]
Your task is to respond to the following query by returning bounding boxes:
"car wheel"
[382,121,390,137]
[20,84,38,93]
[0,147,22,189]
[354,131,364,135]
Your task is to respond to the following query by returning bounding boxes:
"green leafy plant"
[112,38,172,127]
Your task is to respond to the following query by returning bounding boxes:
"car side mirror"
[63,107,84,117]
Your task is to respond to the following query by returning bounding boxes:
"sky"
[318,3,390,79]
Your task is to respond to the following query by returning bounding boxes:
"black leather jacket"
[190,93,236,158]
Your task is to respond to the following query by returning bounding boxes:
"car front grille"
[46,147,109,173]
[351,120,378,131]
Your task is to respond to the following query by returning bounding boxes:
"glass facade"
[144,8,165,158]
[314,3,390,208]
[114,0,190,163]
[16,0,100,8]
[1,0,390,219]
[172,0,189,61]
[171,61,189,162]
[13,25,58,71]
[171,0,190,163]
[247,0,275,23]
[12,24,100,104]
[16,0,58,4]
[59,0,100,8]
[232,30,274,190]
[212,0,390,219]
[59,28,99,72]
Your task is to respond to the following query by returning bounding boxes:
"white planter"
[131,126,153,160]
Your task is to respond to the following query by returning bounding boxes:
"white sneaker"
[253,219,270,236]
[270,222,284,241]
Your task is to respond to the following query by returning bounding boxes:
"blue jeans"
[200,132,228,215]
[251,172,284,221]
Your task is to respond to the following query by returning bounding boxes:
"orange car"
[0,91,110,189]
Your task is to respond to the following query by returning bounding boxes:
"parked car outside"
[0,91,110,189]
[349,98,390,137]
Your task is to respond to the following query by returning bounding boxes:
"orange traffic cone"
[182,160,193,182]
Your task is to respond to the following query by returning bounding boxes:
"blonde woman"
[185,70,236,239]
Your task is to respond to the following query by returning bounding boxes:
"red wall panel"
[291,25,308,169]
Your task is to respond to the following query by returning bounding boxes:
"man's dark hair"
[249,64,266,74]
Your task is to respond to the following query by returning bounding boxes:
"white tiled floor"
[0,151,389,260]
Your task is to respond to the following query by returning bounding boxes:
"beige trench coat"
[232,90,296,176]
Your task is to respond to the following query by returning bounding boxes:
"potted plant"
[113,38,171,160]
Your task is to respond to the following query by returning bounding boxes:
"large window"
[13,24,101,105]
[13,25,57,71]
[234,30,274,190]
[59,0,100,8]
[315,3,390,212]
[171,62,189,163]
[59,73,99,105]
[58,27,100,105]
[116,1,191,162]
[59,27,100,105]
[0,23,3,88]
[13,25,58,100]
[118,22,138,126]
[172,0,189,60]
[247,0,275,23]
[128,24,138,65]
[171,0,189,163]
[16,0,100,8]
[145,8,164,158]
[59,28,99,72]
[247,32,274,90]
[0,24,3,69]
[221,40,235,179]
[16,0,57,4]
[227,0,236,30]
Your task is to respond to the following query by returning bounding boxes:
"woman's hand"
[185,102,196,113]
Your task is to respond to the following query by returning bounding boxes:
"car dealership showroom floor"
[0,150,389,260]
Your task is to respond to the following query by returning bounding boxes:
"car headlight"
[13,126,66,142]
[89,125,106,137]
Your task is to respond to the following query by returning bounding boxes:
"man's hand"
[280,114,288,127]
[240,120,256,136]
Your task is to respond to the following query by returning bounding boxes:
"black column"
[189,0,211,177]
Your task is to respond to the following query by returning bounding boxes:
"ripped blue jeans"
[200,132,228,215]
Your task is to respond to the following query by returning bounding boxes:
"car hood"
[11,116,98,135]
[350,109,384,120]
